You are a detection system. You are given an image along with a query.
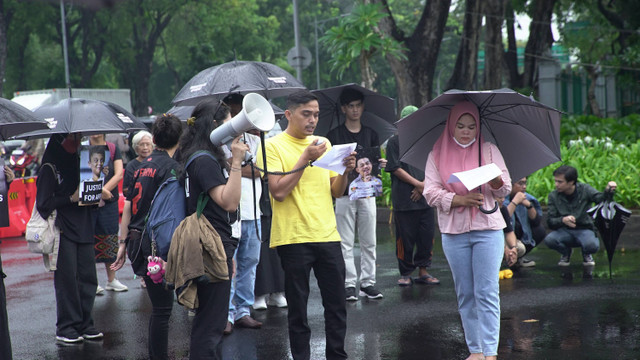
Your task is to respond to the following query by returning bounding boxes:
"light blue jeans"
[442,230,503,357]
[228,219,261,322]
[543,228,599,257]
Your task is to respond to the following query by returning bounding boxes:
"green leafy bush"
[526,138,640,209]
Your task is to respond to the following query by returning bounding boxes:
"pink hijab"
[431,101,486,210]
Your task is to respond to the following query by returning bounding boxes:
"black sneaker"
[345,287,358,301]
[82,328,104,340]
[359,286,383,299]
[582,254,595,266]
[56,335,83,344]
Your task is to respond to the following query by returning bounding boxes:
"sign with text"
[79,145,110,206]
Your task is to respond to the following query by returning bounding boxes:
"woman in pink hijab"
[423,101,511,360]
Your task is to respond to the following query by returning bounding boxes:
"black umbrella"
[0,98,49,140]
[166,101,285,121]
[397,88,562,182]
[16,98,146,138]
[171,61,306,106]
[310,83,396,145]
[587,199,632,278]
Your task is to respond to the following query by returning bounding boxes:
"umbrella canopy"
[398,88,562,181]
[16,98,146,139]
[171,61,306,106]
[310,83,396,145]
[0,98,49,140]
[166,101,285,121]
[587,199,632,278]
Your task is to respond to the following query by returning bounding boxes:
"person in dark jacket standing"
[544,165,617,267]
[36,133,101,344]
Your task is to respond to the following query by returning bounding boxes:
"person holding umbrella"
[36,133,103,344]
[423,101,511,360]
[544,165,617,267]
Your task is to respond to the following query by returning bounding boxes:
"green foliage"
[560,114,640,143]
[320,2,406,80]
[526,138,640,209]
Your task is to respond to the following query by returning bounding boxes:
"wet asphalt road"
[3,226,640,360]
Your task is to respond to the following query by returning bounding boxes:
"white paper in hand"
[447,163,502,191]
[311,142,357,175]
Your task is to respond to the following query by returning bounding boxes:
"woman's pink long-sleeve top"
[423,142,512,235]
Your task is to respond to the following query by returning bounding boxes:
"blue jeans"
[543,228,600,257]
[442,230,503,357]
[228,219,261,322]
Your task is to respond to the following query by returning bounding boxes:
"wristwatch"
[525,204,533,209]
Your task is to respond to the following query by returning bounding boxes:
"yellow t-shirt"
[257,132,340,248]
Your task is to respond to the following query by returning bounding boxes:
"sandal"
[397,276,413,286]
[414,274,440,285]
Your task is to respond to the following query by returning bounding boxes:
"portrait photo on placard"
[79,144,109,205]
[348,146,383,201]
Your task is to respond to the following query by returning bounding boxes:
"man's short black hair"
[553,165,578,184]
[152,113,183,149]
[223,93,244,106]
[286,90,318,111]
[339,87,364,106]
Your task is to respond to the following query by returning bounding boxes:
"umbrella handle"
[479,201,499,214]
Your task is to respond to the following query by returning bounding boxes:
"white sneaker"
[105,279,129,292]
[267,292,288,308]
[253,295,267,310]
[96,285,104,295]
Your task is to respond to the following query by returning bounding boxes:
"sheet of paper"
[311,142,357,175]
[447,163,502,191]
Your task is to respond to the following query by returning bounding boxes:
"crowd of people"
[0,87,620,360]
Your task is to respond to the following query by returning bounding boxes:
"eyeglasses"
[515,180,527,186]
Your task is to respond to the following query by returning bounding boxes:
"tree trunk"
[483,0,505,89]
[375,0,451,110]
[360,52,377,90]
[585,65,603,117]
[447,0,482,91]
[504,2,522,89]
[523,0,556,92]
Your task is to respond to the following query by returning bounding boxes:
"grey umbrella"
[397,88,562,182]
[171,61,306,106]
[0,98,49,140]
[16,98,146,138]
[310,83,396,145]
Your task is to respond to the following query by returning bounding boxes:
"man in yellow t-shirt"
[257,90,355,360]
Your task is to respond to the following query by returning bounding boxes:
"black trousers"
[394,208,436,276]
[144,277,174,360]
[277,242,347,360]
[1,252,12,360]
[189,243,235,360]
[54,237,97,338]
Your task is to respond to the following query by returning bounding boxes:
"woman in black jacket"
[36,133,101,344]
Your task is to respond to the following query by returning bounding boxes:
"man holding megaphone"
[257,90,356,360]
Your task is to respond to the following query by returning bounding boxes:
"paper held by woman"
[447,163,502,191]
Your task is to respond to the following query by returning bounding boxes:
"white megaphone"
[209,92,276,147]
